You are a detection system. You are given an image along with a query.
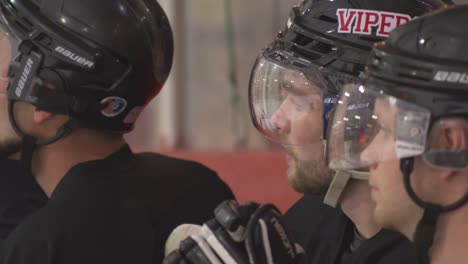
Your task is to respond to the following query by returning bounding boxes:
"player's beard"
[0,138,21,158]
[284,145,334,195]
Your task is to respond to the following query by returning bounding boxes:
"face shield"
[327,83,432,171]
[248,42,361,147]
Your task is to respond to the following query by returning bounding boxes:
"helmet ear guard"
[7,40,73,115]
[423,118,468,170]
[6,42,80,146]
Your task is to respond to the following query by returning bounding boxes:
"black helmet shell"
[2,0,173,132]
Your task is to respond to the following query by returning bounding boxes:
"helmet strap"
[324,170,351,207]
[35,118,79,146]
[324,168,369,207]
[401,157,439,263]
[413,207,440,264]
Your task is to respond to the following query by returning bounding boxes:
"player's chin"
[287,165,330,195]
[373,203,393,230]
[288,179,307,194]
[287,166,306,194]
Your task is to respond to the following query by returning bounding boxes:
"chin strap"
[324,169,369,207]
[413,206,440,264]
[35,119,79,146]
[401,157,439,264]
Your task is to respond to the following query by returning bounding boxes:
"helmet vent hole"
[397,72,431,82]
[398,63,432,81]
[291,61,309,69]
[397,63,433,81]
[291,45,321,60]
[400,63,432,73]
[293,32,314,46]
[318,15,337,23]
[290,32,336,58]
[359,36,381,43]
[311,41,336,55]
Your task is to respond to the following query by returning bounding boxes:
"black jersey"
[1,145,235,264]
[283,195,418,264]
[0,159,46,240]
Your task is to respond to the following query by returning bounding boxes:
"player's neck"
[430,206,468,264]
[31,129,126,197]
[340,179,380,239]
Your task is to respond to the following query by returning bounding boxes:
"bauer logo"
[434,71,468,84]
[15,58,34,97]
[336,9,411,37]
[54,45,95,69]
[100,96,127,117]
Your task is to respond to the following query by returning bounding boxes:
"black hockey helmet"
[249,0,450,145]
[284,0,451,77]
[328,4,468,172]
[0,0,173,137]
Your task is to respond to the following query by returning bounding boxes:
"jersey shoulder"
[131,152,234,197]
[359,229,419,264]
[283,195,346,250]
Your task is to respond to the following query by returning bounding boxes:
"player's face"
[269,71,333,194]
[362,99,422,238]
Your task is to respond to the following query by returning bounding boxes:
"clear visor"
[249,55,324,146]
[327,83,431,170]
[248,49,360,146]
